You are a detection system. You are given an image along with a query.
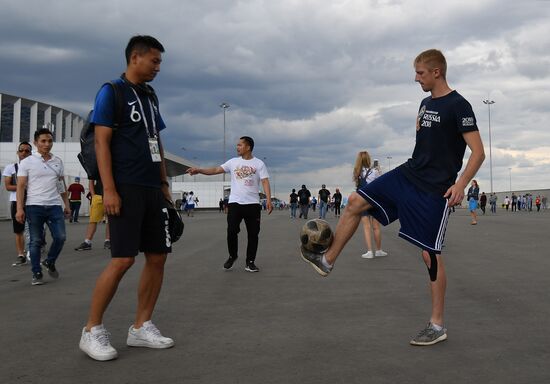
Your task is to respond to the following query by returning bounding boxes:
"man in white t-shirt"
[16,128,71,286]
[187,136,273,272]
[2,141,32,266]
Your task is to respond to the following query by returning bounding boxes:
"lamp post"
[483,99,495,193]
[386,156,392,172]
[508,168,512,196]
[220,102,230,182]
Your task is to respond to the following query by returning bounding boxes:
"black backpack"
[77,81,125,180]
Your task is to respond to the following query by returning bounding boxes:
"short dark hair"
[125,35,165,64]
[18,141,32,150]
[240,136,254,151]
[34,128,53,141]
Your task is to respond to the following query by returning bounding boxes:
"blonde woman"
[353,151,388,259]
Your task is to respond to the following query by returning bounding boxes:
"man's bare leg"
[325,192,371,265]
[134,253,167,328]
[421,251,447,326]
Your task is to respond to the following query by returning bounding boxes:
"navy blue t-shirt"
[400,90,478,195]
[91,78,166,188]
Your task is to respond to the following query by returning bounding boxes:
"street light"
[508,168,512,196]
[483,99,495,193]
[220,102,230,182]
[386,156,392,172]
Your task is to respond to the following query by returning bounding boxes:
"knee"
[347,193,369,214]
[145,254,167,269]
[110,257,135,272]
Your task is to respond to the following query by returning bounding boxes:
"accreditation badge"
[149,138,162,162]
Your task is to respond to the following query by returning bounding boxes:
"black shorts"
[108,184,172,257]
[11,201,25,234]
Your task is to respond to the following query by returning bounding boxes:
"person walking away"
[333,188,342,218]
[297,185,311,219]
[16,129,71,285]
[187,136,272,272]
[186,191,196,217]
[354,151,387,259]
[489,193,497,213]
[535,196,541,212]
[75,179,110,251]
[318,184,331,219]
[79,35,175,361]
[300,49,485,346]
[67,177,85,222]
[467,180,479,224]
[479,192,487,215]
[3,141,32,266]
[289,188,298,218]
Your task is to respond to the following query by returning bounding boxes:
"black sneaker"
[104,240,111,250]
[75,242,92,251]
[245,262,259,273]
[41,260,59,279]
[32,272,44,286]
[223,257,237,270]
[12,255,27,267]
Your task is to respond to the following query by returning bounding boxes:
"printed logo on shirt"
[417,107,440,130]
[234,165,257,186]
[462,117,475,127]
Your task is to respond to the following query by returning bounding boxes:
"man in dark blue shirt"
[79,35,175,361]
[301,49,485,346]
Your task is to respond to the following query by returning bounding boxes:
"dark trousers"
[334,203,341,216]
[227,203,261,264]
[70,201,81,222]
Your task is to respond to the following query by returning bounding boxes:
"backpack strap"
[107,80,126,130]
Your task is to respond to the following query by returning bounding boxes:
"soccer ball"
[300,219,334,253]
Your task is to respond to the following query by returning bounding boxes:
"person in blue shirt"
[301,49,485,346]
[79,35,175,361]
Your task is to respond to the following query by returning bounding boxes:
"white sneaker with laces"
[79,324,118,361]
[361,251,374,259]
[127,320,175,349]
[375,250,388,257]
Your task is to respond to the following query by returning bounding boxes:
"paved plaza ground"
[1,207,549,384]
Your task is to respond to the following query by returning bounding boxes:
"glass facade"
[1,102,14,142]
[20,104,31,142]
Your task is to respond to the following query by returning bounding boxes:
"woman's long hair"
[353,151,371,187]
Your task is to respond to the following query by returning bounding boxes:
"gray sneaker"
[75,242,92,251]
[300,245,332,277]
[410,322,447,346]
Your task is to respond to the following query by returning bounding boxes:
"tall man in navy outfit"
[301,49,485,346]
[79,35,175,361]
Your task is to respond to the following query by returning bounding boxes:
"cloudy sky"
[2,0,550,197]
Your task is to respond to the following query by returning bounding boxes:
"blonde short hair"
[414,49,447,78]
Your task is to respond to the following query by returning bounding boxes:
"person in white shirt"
[16,128,70,286]
[2,141,32,266]
[187,136,273,272]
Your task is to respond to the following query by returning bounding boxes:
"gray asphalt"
[1,207,549,384]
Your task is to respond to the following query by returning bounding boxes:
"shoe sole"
[300,249,328,277]
[32,281,44,286]
[244,267,259,273]
[410,333,448,346]
[127,338,175,349]
[361,254,374,259]
[75,248,92,251]
[79,343,118,361]
[12,263,28,267]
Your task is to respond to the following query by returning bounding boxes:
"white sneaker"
[375,250,388,257]
[127,320,175,349]
[361,251,374,259]
[79,325,118,361]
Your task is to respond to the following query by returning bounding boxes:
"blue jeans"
[319,200,328,219]
[26,205,66,274]
[290,203,298,218]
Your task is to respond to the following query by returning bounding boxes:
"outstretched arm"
[444,130,485,206]
[187,166,225,176]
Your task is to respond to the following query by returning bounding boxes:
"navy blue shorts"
[357,168,450,254]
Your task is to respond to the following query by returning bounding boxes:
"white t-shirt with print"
[222,157,269,205]
[2,163,19,202]
[361,166,380,184]
[17,153,64,206]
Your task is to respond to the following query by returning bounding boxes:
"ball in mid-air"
[300,219,333,253]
